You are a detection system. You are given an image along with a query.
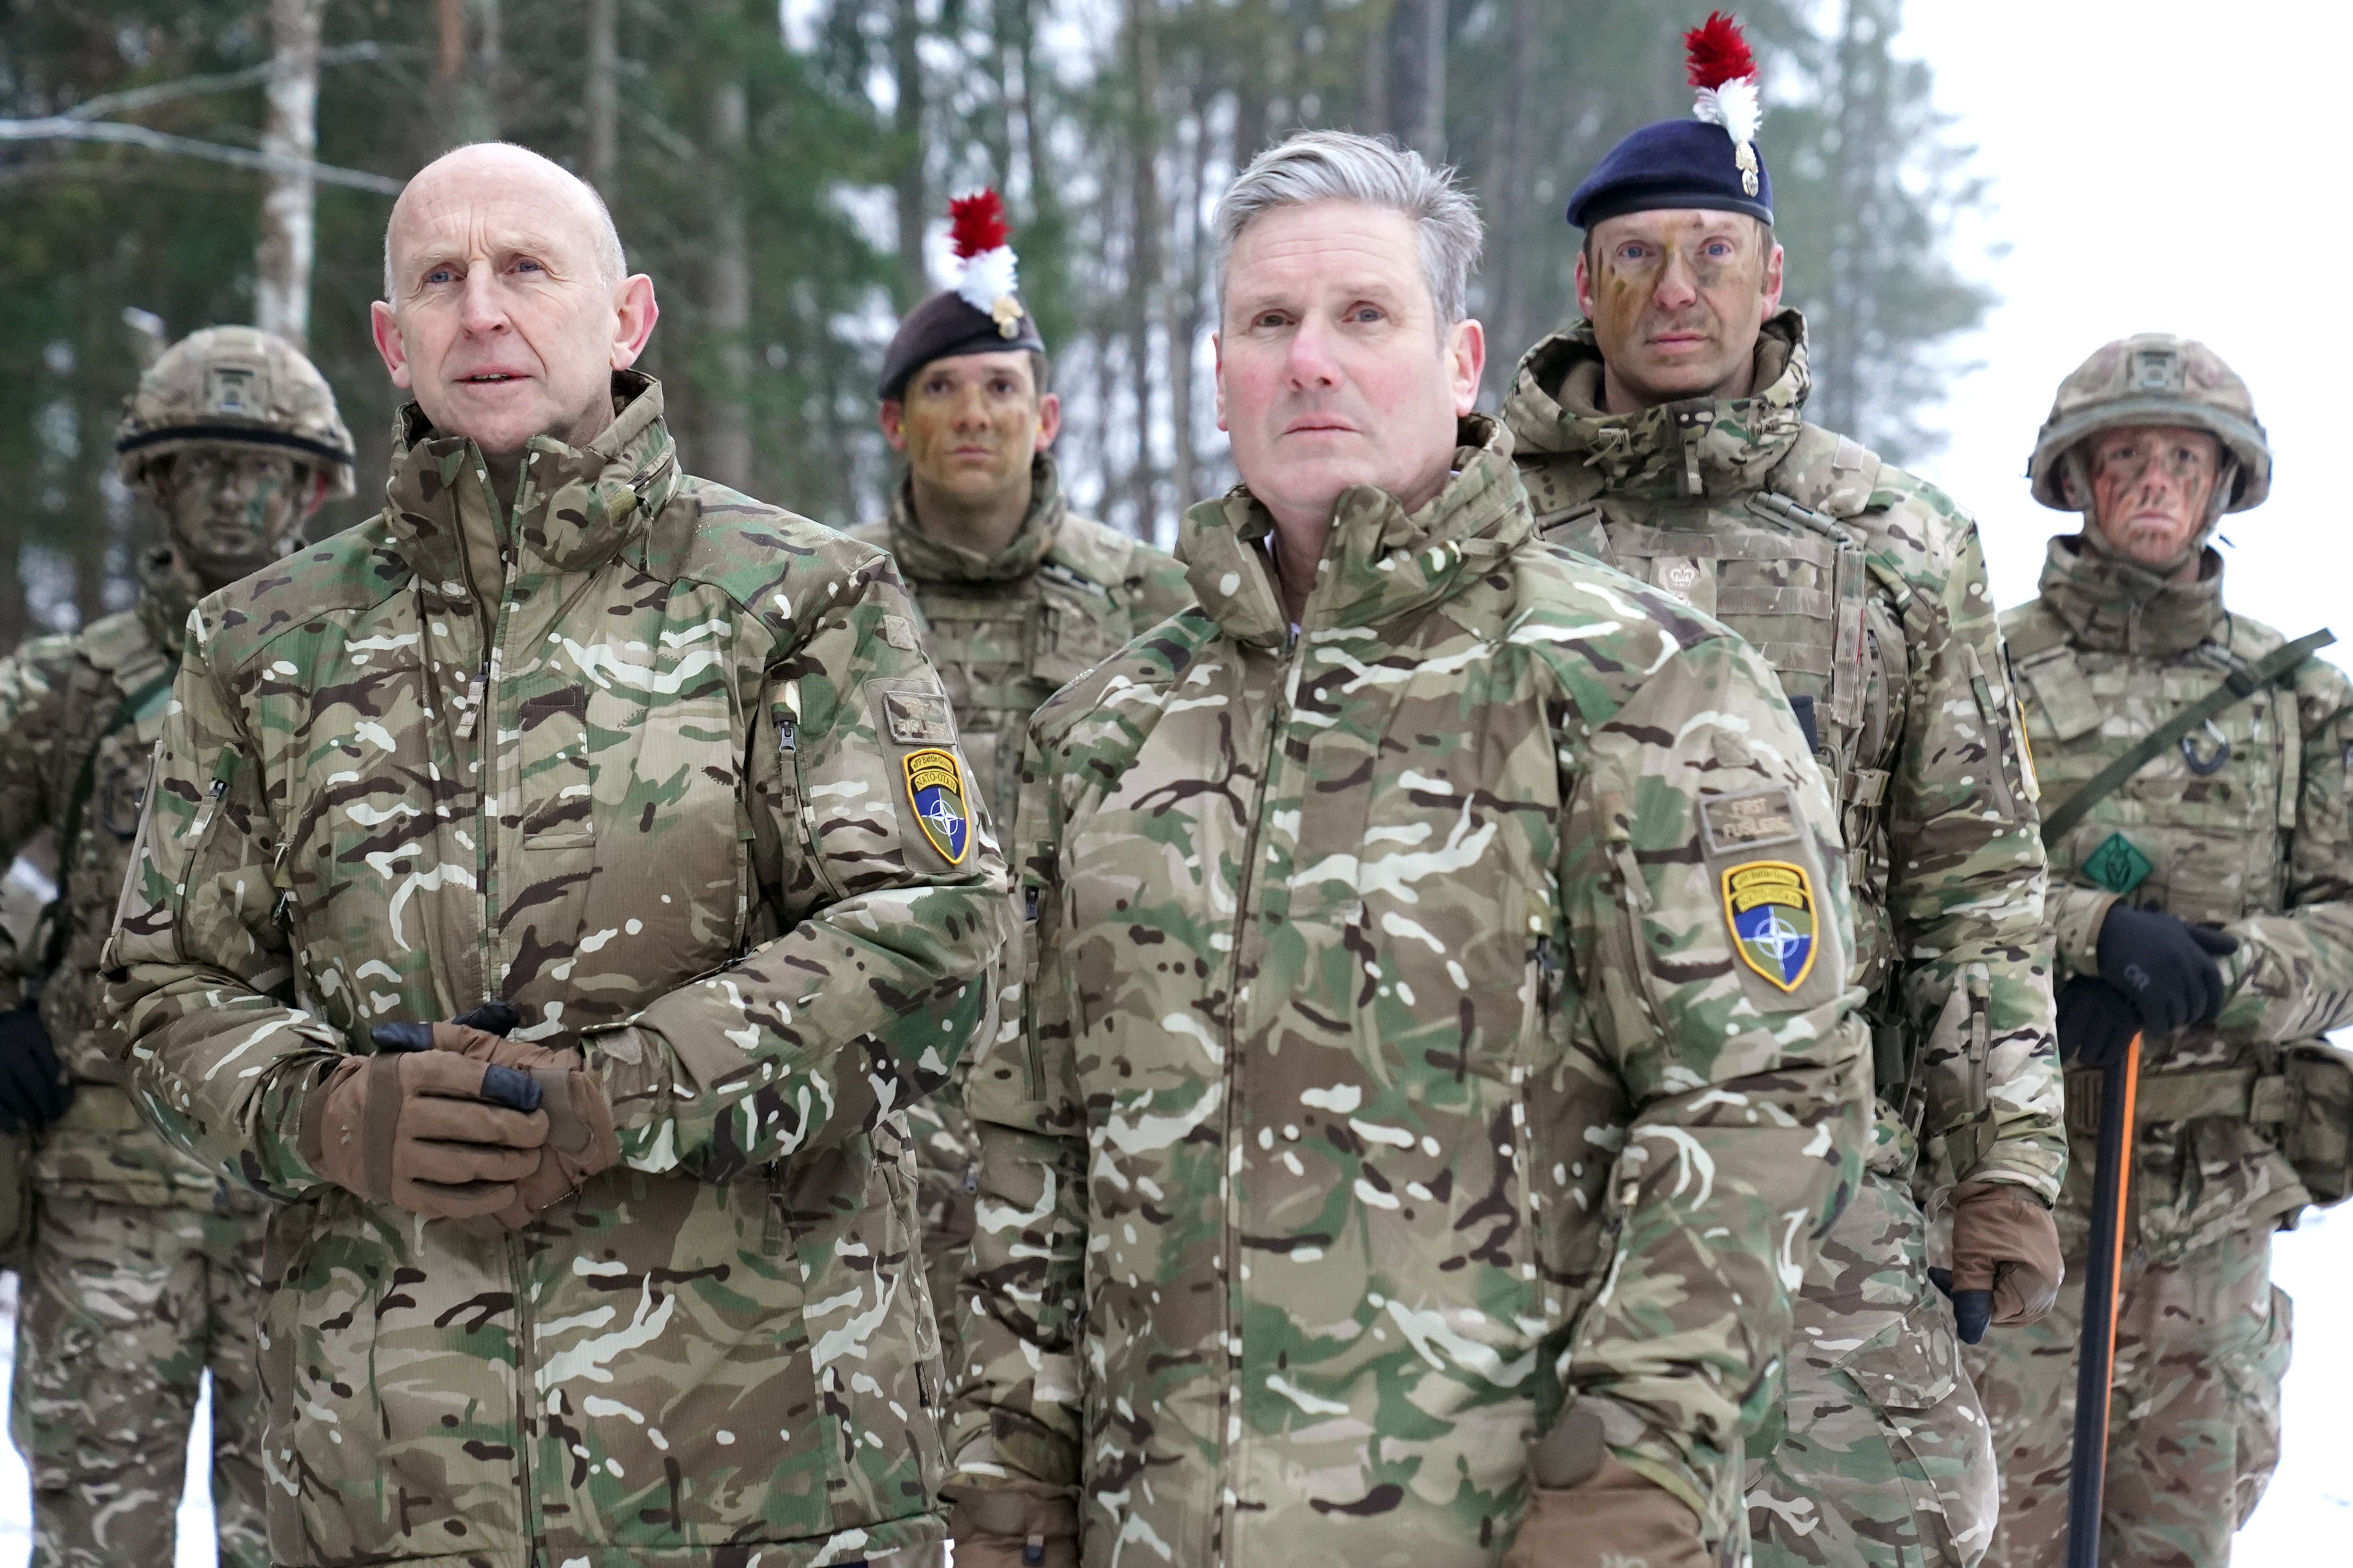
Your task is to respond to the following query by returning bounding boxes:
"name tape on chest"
[903,747,972,865]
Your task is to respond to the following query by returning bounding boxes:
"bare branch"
[60,41,417,122]
[0,118,404,194]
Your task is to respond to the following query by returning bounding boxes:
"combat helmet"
[2027,334,2270,514]
[115,325,356,498]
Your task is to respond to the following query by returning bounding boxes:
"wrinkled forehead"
[1225,201,1428,308]
[390,163,602,270]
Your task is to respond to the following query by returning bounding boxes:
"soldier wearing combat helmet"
[1970,335,2353,1567]
[847,190,1191,1420]
[1502,15,2066,1567]
[0,324,352,1566]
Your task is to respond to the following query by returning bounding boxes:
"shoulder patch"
[882,687,957,744]
[881,613,920,650]
[1723,860,1819,993]
[903,747,971,865]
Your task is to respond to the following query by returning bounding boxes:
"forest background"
[0,0,1984,648]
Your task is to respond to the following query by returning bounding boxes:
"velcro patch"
[1723,860,1819,993]
[2082,832,2153,896]
[1699,787,1801,855]
[904,747,971,865]
[882,688,957,744]
[882,613,920,651]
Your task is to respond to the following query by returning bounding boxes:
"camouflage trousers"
[1962,1222,2289,1568]
[9,1192,271,1568]
[879,1096,974,1568]
[1749,1166,1997,1568]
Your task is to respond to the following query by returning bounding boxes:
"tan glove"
[374,1020,622,1228]
[1948,1178,2063,1328]
[946,1481,1081,1568]
[1504,1406,1712,1568]
[300,1052,546,1220]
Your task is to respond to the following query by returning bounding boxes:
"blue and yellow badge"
[1723,861,1818,992]
[903,747,971,865]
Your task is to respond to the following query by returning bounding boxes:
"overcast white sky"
[1890,4,2352,1558]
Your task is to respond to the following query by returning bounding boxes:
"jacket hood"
[882,453,1067,584]
[1176,413,1529,649]
[1503,308,1810,500]
[382,369,682,595]
[2037,533,2228,657]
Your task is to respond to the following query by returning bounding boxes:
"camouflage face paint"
[2086,424,2222,568]
[159,449,308,589]
[1583,210,1772,407]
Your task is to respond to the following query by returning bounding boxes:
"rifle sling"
[2038,628,2335,848]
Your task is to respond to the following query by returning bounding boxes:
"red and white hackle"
[948,189,1025,340]
[1685,11,1763,197]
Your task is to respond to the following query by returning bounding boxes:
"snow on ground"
[0,1213,2336,1564]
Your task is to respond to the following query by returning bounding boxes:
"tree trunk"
[892,0,928,310]
[586,0,619,196]
[1387,0,1446,162]
[1482,0,1534,402]
[1124,0,1161,532]
[256,0,321,348]
[704,71,754,491]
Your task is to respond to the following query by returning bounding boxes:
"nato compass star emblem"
[1723,860,1819,992]
[902,747,971,865]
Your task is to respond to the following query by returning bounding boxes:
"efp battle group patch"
[903,747,971,865]
[1723,860,1817,992]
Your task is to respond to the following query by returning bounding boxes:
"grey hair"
[1213,130,1483,326]
[383,142,628,301]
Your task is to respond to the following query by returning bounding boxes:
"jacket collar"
[134,546,205,659]
[1502,308,1811,500]
[2037,534,2228,657]
[1177,414,1529,650]
[882,454,1067,584]
[382,370,681,596]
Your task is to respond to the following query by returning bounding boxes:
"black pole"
[2065,1033,2142,1568]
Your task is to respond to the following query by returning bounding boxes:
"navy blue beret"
[878,290,1047,402]
[1565,119,1773,230]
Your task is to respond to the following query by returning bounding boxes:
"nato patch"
[1700,787,1801,854]
[2082,832,2153,896]
[1723,861,1819,992]
[903,747,971,864]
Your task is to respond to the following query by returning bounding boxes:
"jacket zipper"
[1213,628,1300,1566]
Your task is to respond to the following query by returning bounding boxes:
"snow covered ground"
[0,1211,2336,1564]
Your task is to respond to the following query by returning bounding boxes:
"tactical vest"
[1529,424,1909,985]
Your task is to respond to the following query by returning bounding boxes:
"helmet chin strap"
[2070,449,2237,578]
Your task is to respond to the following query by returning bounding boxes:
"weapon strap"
[2039,628,2335,847]
[37,668,178,979]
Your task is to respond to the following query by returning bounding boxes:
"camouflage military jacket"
[845,455,1194,831]
[1504,313,2064,1209]
[950,416,1872,1563]
[104,375,1012,1568]
[0,548,227,1210]
[2007,538,2353,1255]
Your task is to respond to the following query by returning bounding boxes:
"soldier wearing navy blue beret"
[1503,14,2068,1568]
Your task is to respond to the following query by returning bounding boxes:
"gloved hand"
[0,1003,73,1135]
[2095,905,2239,1037]
[372,1006,620,1227]
[1930,1180,2063,1344]
[300,1050,547,1220]
[946,1480,1081,1567]
[2054,976,2141,1069]
[1503,1406,1711,1568]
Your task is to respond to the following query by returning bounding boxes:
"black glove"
[2055,976,2141,1069]
[2095,906,2239,1037]
[1928,1269,1992,1344]
[0,1002,74,1135]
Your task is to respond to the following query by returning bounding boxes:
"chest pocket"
[1035,564,1126,687]
[1577,514,1898,850]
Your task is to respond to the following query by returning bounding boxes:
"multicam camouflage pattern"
[949,416,1873,1566]
[1967,534,2353,1564]
[103,374,1013,1568]
[10,1194,269,1568]
[845,454,1191,1379]
[0,546,233,1208]
[1969,1222,2288,1568]
[2026,333,2271,515]
[114,324,357,497]
[1504,311,2061,1568]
